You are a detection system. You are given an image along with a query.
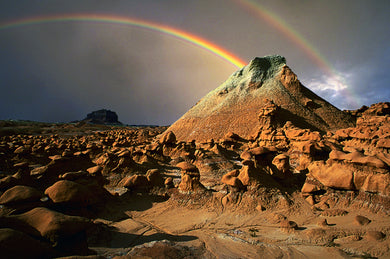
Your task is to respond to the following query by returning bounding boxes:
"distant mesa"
[82,109,122,125]
[166,55,355,142]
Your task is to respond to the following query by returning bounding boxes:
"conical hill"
[166,55,355,142]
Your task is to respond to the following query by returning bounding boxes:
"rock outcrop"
[176,161,206,192]
[166,55,354,142]
[83,109,121,125]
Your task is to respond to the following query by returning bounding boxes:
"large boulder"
[308,161,354,190]
[0,228,55,259]
[0,185,42,205]
[159,131,176,145]
[123,175,150,190]
[44,180,98,206]
[146,169,165,187]
[308,161,390,195]
[6,207,92,251]
[1,207,92,248]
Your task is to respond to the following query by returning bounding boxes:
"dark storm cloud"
[0,20,234,125]
[0,0,389,124]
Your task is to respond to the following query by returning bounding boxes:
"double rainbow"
[0,10,361,107]
[0,13,246,69]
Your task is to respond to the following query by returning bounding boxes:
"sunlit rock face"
[166,55,354,142]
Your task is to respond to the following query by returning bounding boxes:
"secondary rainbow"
[0,13,246,69]
[234,0,360,107]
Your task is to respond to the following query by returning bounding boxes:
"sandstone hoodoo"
[166,55,355,142]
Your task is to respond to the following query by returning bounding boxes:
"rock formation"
[0,57,389,258]
[166,55,354,142]
[83,109,121,125]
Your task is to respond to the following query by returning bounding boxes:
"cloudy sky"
[0,0,389,125]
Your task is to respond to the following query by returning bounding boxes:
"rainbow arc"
[0,13,246,69]
[234,0,361,107]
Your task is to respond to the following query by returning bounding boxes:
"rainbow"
[0,13,246,69]
[234,0,361,107]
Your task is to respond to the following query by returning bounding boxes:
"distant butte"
[82,109,122,125]
[166,55,355,142]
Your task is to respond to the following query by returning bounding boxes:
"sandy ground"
[1,121,389,258]
[88,191,390,259]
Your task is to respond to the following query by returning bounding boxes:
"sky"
[0,0,389,125]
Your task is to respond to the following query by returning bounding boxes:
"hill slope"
[167,55,355,142]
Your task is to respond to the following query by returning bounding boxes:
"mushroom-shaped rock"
[178,174,193,192]
[272,154,290,172]
[159,131,176,145]
[221,169,244,189]
[178,174,205,192]
[238,160,257,186]
[176,161,201,180]
[0,185,42,205]
[176,162,205,192]
[44,180,97,206]
[176,161,198,172]
[271,154,292,179]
